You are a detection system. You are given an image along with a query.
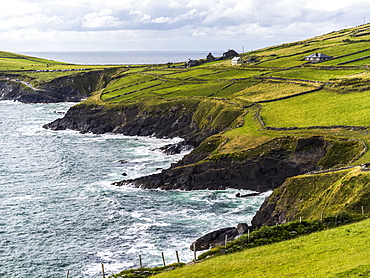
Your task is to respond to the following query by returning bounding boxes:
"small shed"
[305,53,332,63]
[231,57,242,65]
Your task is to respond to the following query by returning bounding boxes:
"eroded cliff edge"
[0,70,111,103]
[44,98,360,194]
[116,136,328,191]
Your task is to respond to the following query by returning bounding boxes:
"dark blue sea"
[20,51,224,65]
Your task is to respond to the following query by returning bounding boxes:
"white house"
[231,57,242,65]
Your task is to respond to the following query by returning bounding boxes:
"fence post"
[66,270,69,278]
[193,243,197,262]
[101,263,105,278]
[224,235,228,247]
[176,251,181,266]
[300,217,302,223]
[139,255,143,272]
[362,206,364,216]
[162,252,166,267]
[247,229,250,243]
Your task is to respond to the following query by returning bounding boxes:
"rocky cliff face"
[116,136,330,192]
[0,70,110,103]
[45,103,335,193]
[43,99,240,147]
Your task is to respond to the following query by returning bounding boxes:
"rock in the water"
[190,227,239,251]
[235,192,261,198]
[156,142,193,155]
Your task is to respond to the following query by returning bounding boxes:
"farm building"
[223,49,238,59]
[305,53,332,62]
[185,59,200,68]
[245,57,258,63]
[206,53,215,62]
[231,57,242,65]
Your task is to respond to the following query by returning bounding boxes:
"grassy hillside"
[150,218,370,278]
[4,23,370,277]
[258,166,370,224]
[81,23,370,160]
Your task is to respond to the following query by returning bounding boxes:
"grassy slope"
[82,23,370,160]
[153,218,370,278]
[264,167,370,223]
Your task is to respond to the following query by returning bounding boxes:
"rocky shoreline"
[42,101,341,250]
[4,78,348,251]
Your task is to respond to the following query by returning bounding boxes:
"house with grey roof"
[305,53,332,63]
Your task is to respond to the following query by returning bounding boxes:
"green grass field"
[152,218,370,278]
[260,89,370,128]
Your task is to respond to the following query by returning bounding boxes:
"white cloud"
[82,9,122,28]
[0,0,369,52]
[0,1,40,18]
[152,17,172,24]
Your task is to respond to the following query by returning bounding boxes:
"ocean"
[20,51,224,65]
[0,52,269,277]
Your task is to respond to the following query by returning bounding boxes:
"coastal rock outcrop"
[190,227,239,251]
[44,99,244,147]
[190,223,252,251]
[117,136,330,192]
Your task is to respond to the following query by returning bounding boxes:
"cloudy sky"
[0,0,368,52]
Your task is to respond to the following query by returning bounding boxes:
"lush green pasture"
[270,68,365,81]
[162,68,219,79]
[260,89,370,127]
[102,80,166,101]
[103,81,231,102]
[320,49,370,65]
[343,57,370,66]
[211,81,254,98]
[197,68,266,80]
[316,42,370,57]
[103,74,155,92]
[233,81,317,102]
[153,218,370,278]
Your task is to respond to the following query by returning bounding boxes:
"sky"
[0,0,369,53]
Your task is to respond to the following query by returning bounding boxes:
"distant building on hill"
[305,53,332,62]
[185,59,200,68]
[206,53,215,62]
[231,56,242,65]
[223,49,238,59]
[245,57,258,63]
